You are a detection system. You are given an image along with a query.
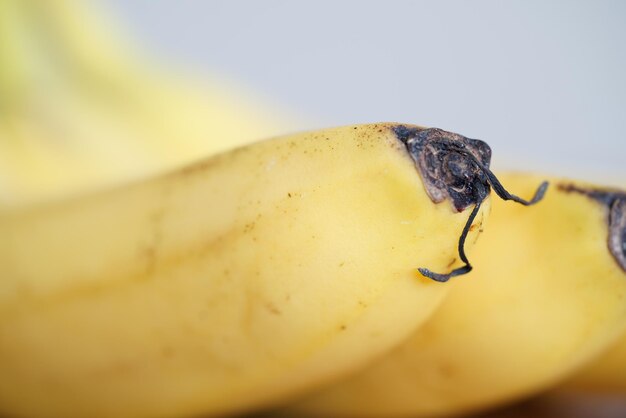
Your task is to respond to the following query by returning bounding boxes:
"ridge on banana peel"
[564,333,626,394]
[563,333,626,394]
[0,123,511,418]
[286,173,626,418]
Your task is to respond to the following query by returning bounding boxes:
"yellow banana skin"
[564,334,626,393]
[0,124,488,418]
[288,173,626,418]
[563,182,626,394]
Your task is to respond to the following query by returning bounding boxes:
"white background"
[106,0,625,184]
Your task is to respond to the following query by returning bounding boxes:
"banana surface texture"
[564,333,626,393]
[287,173,626,418]
[0,124,496,418]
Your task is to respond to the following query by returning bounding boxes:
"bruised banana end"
[0,123,499,418]
[286,173,626,418]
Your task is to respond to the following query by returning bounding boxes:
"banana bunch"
[0,3,543,417]
[2,1,626,418]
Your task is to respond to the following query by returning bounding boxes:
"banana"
[563,190,626,395]
[0,123,508,418]
[287,173,626,418]
[0,0,293,207]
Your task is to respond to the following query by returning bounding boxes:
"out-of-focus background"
[106,0,625,183]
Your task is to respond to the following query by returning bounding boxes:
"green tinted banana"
[0,0,292,207]
[287,173,626,418]
[0,124,503,418]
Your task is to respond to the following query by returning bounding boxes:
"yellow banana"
[287,173,626,418]
[0,0,293,207]
[0,123,510,418]
[560,180,626,395]
[564,205,626,396]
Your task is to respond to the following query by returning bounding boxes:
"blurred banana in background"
[287,174,626,418]
[0,0,292,207]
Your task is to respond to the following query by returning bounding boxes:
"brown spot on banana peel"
[558,183,626,273]
[392,125,549,282]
